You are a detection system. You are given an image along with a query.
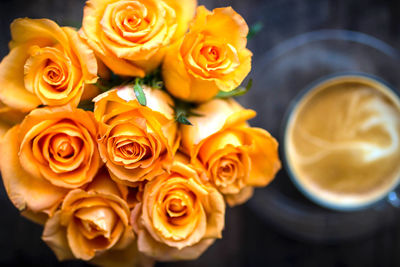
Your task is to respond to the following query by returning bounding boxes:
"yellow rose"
[0,106,102,221]
[42,168,136,262]
[181,99,281,206]
[162,6,252,102]
[0,18,98,112]
[94,85,179,185]
[80,0,197,77]
[131,153,225,261]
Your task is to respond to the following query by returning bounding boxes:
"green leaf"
[134,78,147,106]
[172,98,200,126]
[216,79,253,98]
[247,22,263,40]
[176,114,192,125]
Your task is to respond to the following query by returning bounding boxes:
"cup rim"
[281,71,400,211]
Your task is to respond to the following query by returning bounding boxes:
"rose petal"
[225,186,254,207]
[0,44,41,111]
[181,98,255,153]
[187,6,248,52]
[163,0,197,41]
[215,48,252,92]
[137,227,215,261]
[242,127,281,187]
[9,18,69,49]
[42,211,75,261]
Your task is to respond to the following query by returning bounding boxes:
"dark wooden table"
[1,0,400,266]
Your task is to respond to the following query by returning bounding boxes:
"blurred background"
[2,0,400,266]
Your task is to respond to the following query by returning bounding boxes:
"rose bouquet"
[0,0,281,266]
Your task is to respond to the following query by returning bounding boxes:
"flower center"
[124,11,148,32]
[184,34,241,78]
[115,139,151,161]
[32,120,87,177]
[56,140,74,159]
[120,142,140,157]
[75,206,118,240]
[201,45,220,62]
[126,14,140,27]
[105,0,154,44]
[48,132,83,162]
[43,61,65,88]
[162,188,196,226]
[166,198,187,218]
[107,122,159,168]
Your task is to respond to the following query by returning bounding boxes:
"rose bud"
[181,99,281,206]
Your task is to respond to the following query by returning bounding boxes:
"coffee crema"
[285,75,400,209]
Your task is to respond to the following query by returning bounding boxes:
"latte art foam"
[285,76,400,209]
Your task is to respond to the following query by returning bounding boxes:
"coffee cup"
[283,73,400,211]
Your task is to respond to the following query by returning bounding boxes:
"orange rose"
[94,85,179,185]
[162,6,252,102]
[181,99,281,206]
[131,153,225,261]
[0,18,98,112]
[42,168,136,262]
[80,0,197,77]
[0,106,101,220]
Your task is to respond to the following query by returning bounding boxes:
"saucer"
[243,30,400,242]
